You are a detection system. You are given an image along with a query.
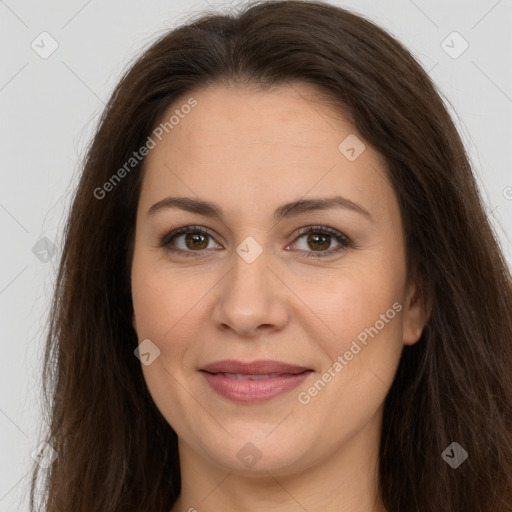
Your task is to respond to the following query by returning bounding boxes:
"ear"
[402,275,431,346]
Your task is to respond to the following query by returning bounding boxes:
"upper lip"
[199,359,311,375]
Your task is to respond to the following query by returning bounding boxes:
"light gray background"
[1,0,511,509]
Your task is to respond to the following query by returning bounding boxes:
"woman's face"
[130,82,427,476]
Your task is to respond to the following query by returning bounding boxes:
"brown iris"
[185,233,209,250]
[307,232,330,251]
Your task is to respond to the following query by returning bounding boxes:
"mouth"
[199,359,312,375]
[198,360,314,403]
[203,372,310,380]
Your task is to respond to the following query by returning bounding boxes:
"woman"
[30,1,512,511]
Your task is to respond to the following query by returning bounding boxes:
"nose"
[211,245,289,338]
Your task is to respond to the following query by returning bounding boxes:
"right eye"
[160,226,222,257]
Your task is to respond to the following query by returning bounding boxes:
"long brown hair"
[30,1,512,510]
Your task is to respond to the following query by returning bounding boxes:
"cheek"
[295,278,403,445]
[131,277,172,338]
[131,257,213,382]
[293,263,405,404]
[293,264,403,346]
[131,251,194,339]
[131,261,200,428]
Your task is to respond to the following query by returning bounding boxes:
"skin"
[130,82,429,512]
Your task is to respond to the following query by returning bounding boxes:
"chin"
[197,432,317,476]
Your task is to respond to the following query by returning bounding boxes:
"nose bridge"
[227,234,272,302]
[212,234,288,334]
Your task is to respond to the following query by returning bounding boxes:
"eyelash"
[159,225,352,259]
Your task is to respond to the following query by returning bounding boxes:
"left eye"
[160,225,352,258]
[291,226,351,257]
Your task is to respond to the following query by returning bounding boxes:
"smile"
[200,370,313,403]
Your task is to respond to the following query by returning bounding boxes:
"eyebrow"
[146,195,373,223]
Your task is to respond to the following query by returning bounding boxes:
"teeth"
[220,373,283,380]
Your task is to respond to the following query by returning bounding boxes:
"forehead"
[139,83,395,224]
[151,82,355,156]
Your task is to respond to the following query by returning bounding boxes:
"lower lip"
[200,371,312,403]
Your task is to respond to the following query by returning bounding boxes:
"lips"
[199,359,311,376]
[199,360,313,403]
[213,373,286,380]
